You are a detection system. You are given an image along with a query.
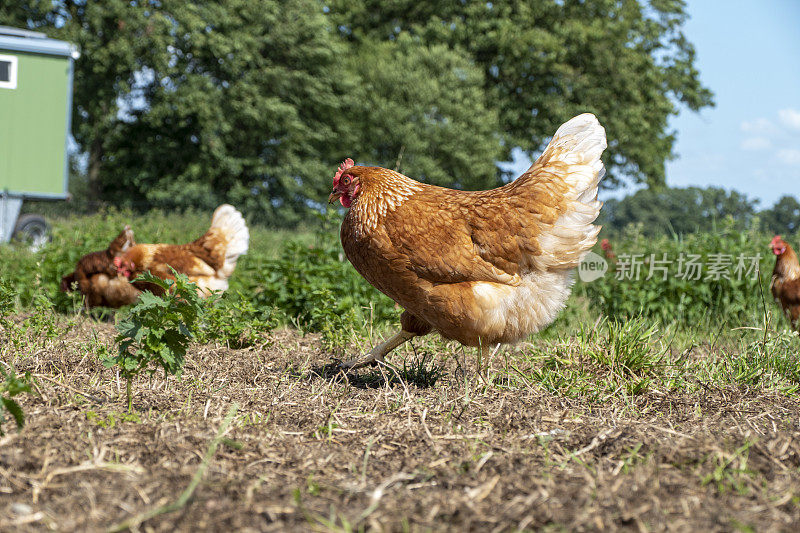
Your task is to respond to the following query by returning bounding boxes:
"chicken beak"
[328,191,342,204]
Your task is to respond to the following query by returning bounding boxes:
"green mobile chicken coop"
[0,26,78,247]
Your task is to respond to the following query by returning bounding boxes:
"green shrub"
[1,209,396,346]
[579,220,780,328]
[0,207,307,313]
[200,290,279,348]
[0,279,15,325]
[104,271,205,410]
[234,223,397,346]
[2,210,794,342]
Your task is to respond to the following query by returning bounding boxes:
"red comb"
[113,257,122,267]
[771,235,783,246]
[333,158,355,187]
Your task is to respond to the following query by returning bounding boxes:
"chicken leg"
[476,342,502,381]
[338,330,417,370]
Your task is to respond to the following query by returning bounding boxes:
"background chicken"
[770,235,800,329]
[329,113,606,368]
[113,204,249,296]
[60,226,141,308]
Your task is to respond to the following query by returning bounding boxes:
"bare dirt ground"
[2,321,800,532]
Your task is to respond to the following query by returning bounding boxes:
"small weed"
[1,279,67,351]
[701,442,756,495]
[23,289,66,342]
[729,519,756,533]
[237,411,270,427]
[200,291,278,348]
[0,365,33,435]
[727,329,800,390]
[0,278,15,323]
[396,352,443,388]
[316,420,340,439]
[583,317,665,376]
[85,410,142,428]
[307,475,322,496]
[103,270,205,411]
[619,442,646,474]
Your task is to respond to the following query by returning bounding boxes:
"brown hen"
[770,235,800,329]
[113,204,249,296]
[329,113,607,368]
[60,226,141,308]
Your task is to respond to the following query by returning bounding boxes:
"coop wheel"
[12,214,50,251]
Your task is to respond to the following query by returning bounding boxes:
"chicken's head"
[328,158,360,207]
[113,256,135,278]
[771,235,787,256]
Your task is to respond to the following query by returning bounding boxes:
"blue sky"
[663,0,800,208]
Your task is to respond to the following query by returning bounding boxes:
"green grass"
[578,218,797,329]
[508,304,800,401]
[2,210,799,400]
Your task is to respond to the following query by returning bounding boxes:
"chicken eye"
[342,175,351,186]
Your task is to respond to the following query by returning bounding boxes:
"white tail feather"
[534,113,607,270]
[210,204,249,279]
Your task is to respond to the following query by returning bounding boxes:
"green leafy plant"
[0,279,23,350]
[24,289,66,342]
[200,291,278,348]
[0,366,33,435]
[103,271,205,411]
[0,278,16,326]
[578,219,781,329]
[236,215,398,348]
[3,209,797,355]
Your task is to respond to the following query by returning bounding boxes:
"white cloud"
[778,108,800,131]
[740,137,771,151]
[777,148,800,166]
[740,117,774,133]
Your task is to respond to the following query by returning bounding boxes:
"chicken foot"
[339,330,417,370]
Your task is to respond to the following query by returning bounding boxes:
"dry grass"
[1,317,800,532]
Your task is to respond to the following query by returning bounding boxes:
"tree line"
[2,0,713,225]
[599,187,800,238]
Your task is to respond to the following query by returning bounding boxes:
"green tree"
[600,186,758,236]
[340,35,502,190]
[327,0,714,188]
[761,196,800,238]
[100,0,350,225]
